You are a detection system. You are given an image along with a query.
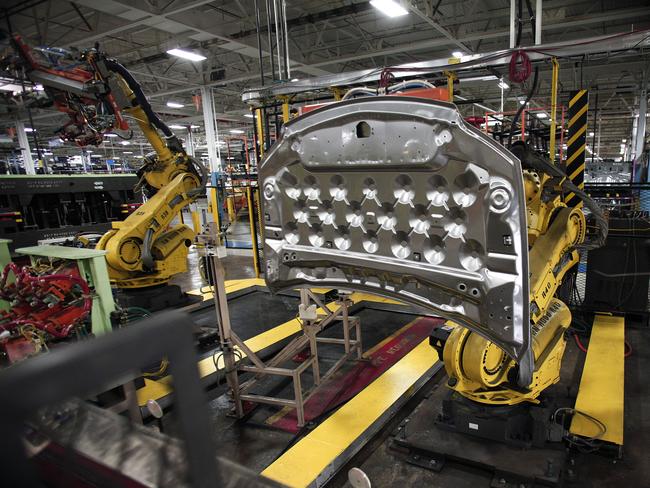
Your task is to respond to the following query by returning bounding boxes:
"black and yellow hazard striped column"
[564,89,588,208]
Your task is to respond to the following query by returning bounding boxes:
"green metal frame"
[15,246,116,335]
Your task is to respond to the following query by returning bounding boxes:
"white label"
[469,422,479,430]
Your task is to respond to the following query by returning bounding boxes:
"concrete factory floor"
[164,247,649,488]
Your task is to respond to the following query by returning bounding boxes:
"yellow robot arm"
[441,147,594,406]
[93,60,207,288]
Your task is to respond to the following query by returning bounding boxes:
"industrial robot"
[4,35,207,309]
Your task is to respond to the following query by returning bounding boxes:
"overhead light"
[166,101,185,108]
[370,0,409,18]
[169,124,186,130]
[24,127,35,132]
[519,100,526,105]
[291,78,299,82]
[135,155,144,158]
[461,75,497,82]
[120,140,130,145]
[622,138,627,142]
[34,84,44,91]
[229,129,245,134]
[190,124,200,128]
[498,79,509,90]
[452,51,465,58]
[104,133,118,138]
[536,113,548,119]
[123,151,134,154]
[244,113,254,118]
[588,131,594,137]
[166,48,206,62]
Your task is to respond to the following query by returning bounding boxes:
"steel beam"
[15,120,35,175]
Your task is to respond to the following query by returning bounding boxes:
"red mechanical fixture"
[0,262,92,363]
[8,34,129,146]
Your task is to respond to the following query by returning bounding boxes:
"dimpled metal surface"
[260,97,530,365]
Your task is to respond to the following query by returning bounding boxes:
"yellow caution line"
[565,144,585,165]
[569,164,585,181]
[570,314,625,445]
[265,319,419,426]
[568,104,588,127]
[566,125,586,147]
[569,89,587,107]
[262,340,439,487]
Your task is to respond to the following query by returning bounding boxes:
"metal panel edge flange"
[259,97,531,366]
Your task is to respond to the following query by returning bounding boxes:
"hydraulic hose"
[104,58,175,140]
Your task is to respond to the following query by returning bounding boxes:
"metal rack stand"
[206,250,362,426]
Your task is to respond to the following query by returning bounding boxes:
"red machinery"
[7,34,129,146]
[0,262,92,363]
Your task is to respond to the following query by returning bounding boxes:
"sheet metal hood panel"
[259,97,530,363]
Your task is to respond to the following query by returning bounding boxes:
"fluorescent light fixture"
[135,155,144,159]
[244,113,254,118]
[25,127,35,132]
[498,79,509,90]
[123,151,133,154]
[519,100,526,105]
[169,124,186,130]
[229,129,245,134]
[0,83,23,92]
[291,78,299,82]
[190,124,200,128]
[588,131,594,137]
[120,140,130,145]
[166,101,185,108]
[461,75,497,82]
[370,0,408,18]
[452,51,464,58]
[536,113,548,118]
[166,48,206,62]
[104,133,118,138]
[622,139,627,142]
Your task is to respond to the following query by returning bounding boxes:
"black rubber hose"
[510,142,608,249]
[104,58,175,139]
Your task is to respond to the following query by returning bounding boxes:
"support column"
[201,86,220,173]
[535,0,542,45]
[509,0,516,48]
[632,74,647,167]
[564,89,589,209]
[15,120,35,175]
[185,126,195,157]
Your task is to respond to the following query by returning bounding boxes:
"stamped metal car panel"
[259,97,530,365]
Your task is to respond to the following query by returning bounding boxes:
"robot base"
[115,284,201,312]
[389,347,585,488]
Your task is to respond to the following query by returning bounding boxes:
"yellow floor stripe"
[566,125,586,147]
[568,104,588,127]
[262,340,438,487]
[570,314,624,445]
[265,320,420,426]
